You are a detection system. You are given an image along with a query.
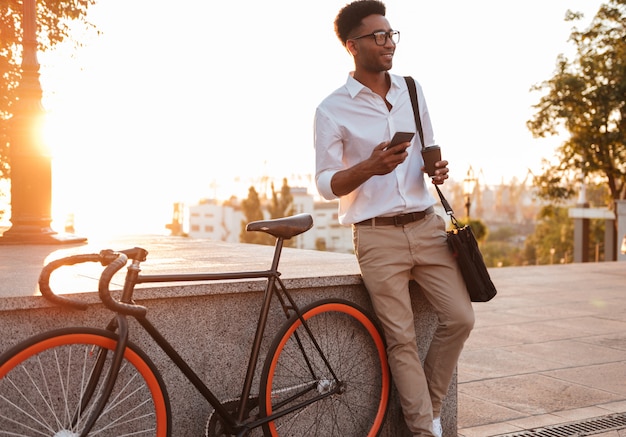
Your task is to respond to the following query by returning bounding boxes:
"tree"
[240,179,295,246]
[527,0,626,202]
[522,206,573,265]
[0,0,96,180]
[267,178,295,247]
[267,178,294,219]
[239,186,268,245]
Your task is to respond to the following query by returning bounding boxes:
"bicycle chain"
[205,396,262,437]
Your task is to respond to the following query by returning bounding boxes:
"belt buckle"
[393,213,408,227]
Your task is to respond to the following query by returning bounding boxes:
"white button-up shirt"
[314,73,437,225]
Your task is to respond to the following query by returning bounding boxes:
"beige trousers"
[353,212,474,436]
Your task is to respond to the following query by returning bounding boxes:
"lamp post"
[0,0,85,244]
[463,165,476,221]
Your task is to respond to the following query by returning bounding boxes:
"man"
[314,1,474,436]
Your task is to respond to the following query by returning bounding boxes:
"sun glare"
[19,0,604,241]
[43,105,168,238]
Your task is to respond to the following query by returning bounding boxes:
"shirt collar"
[345,72,403,99]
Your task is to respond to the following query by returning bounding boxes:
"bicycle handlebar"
[38,254,103,310]
[38,247,149,317]
[98,251,147,317]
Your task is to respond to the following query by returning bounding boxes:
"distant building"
[313,201,353,253]
[188,199,242,243]
[184,181,542,253]
[290,187,318,249]
[186,188,353,252]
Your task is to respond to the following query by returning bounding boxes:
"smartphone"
[386,131,415,151]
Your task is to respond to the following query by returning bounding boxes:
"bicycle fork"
[73,314,130,437]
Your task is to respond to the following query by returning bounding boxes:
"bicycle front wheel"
[260,299,390,437]
[0,327,171,436]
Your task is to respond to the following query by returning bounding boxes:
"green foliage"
[455,219,528,267]
[481,241,524,268]
[527,0,626,202]
[0,0,96,180]
[523,205,574,265]
[453,218,487,241]
[239,186,268,245]
[267,178,295,247]
[523,204,608,264]
[240,179,295,246]
[267,178,294,219]
[487,226,517,242]
[468,219,487,242]
[481,225,525,267]
[582,180,613,207]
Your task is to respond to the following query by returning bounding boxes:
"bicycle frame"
[28,214,358,436]
[98,236,342,436]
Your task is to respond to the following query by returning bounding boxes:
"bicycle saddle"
[246,213,313,239]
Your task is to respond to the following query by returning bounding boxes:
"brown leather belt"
[355,206,434,227]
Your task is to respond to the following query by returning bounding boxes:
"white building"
[188,199,243,243]
[313,201,353,253]
[187,188,354,253]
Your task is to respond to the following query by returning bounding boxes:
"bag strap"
[404,76,460,228]
[404,76,425,152]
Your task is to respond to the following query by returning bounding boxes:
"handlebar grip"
[98,253,147,317]
[38,254,103,310]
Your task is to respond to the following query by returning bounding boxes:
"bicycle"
[0,213,390,437]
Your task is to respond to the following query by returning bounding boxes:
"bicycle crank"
[205,397,262,437]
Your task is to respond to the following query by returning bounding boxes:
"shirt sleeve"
[314,107,343,201]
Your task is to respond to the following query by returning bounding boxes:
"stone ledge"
[0,234,363,300]
[0,273,366,312]
[0,236,455,436]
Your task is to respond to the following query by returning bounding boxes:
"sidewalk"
[459,261,626,437]
[1,236,626,436]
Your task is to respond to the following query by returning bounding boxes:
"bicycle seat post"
[269,237,285,274]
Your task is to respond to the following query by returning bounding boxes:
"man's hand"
[423,160,449,185]
[330,140,410,196]
[371,140,410,175]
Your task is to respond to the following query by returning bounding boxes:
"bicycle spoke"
[260,299,390,436]
[6,359,60,433]
[0,329,170,436]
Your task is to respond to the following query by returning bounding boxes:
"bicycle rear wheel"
[0,327,171,436]
[259,299,390,437]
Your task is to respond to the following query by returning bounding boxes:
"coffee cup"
[421,145,441,177]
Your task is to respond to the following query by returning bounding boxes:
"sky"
[17,0,606,236]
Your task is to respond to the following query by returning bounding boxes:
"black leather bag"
[405,76,497,302]
[447,224,497,302]
[431,184,497,302]
[436,186,497,302]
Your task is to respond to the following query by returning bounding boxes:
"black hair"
[334,0,386,46]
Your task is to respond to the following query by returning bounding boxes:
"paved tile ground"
[458,261,626,436]
[1,235,625,436]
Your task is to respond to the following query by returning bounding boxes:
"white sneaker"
[432,417,443,437]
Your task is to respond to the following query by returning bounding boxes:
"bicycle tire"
[259,299,390,437]
[0,327,171,436]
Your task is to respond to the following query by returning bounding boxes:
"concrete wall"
[0,276,456,436]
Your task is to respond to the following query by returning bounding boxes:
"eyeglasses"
[350,30,400,46]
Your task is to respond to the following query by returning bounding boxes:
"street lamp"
[0,0,85,244]
[463,166,476,221]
